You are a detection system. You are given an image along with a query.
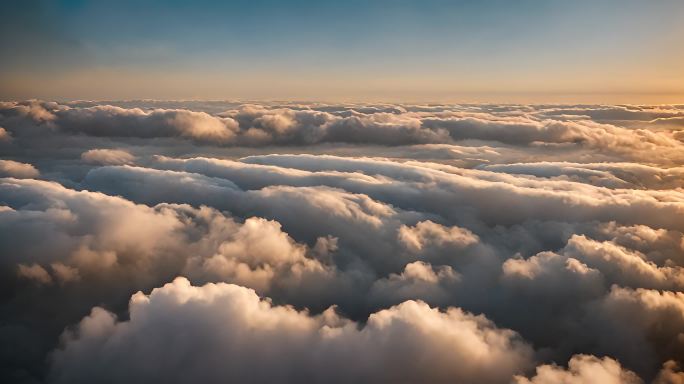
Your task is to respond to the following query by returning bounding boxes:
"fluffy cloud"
[0,177,337,297]
[503,234,684,292]
[95,154,684,235]
[54,105,239,143]
[0,177,345,382]
[0,160,39,178]
[398,220,479,252]
[562,235,684,290]
[586,286,684,375]
[514,354,642,384]
[368,261,460,307]
[49,277,534,384]
[182,216,332,293]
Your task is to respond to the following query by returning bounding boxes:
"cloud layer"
[1,100,684,383]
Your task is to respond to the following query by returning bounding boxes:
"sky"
[1,0,684,102]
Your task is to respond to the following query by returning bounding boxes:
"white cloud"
[50,277,534,384]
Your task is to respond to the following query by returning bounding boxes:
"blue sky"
[2,0,683,102]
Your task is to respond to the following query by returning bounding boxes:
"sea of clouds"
[2,100,684,383]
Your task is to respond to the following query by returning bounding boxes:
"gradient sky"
[2,0,684,102]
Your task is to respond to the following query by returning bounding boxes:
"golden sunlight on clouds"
[2,1,684,383]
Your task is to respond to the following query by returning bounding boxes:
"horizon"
[2,0,683,103]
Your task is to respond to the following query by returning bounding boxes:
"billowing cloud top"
[2,100,684,384]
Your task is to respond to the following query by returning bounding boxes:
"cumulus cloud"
[49,277,534,384]
[586,286,684,374]
[182,216,332,293]
[503,233,684,292]
[0,159,39,178]
[368,261,460,307]
[514,354,642,384]
[54,105,239,143]
[562,235,684,290]
[398,220,479,252]
[0,177,338,299]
